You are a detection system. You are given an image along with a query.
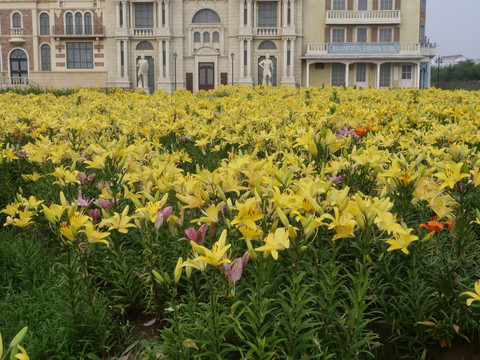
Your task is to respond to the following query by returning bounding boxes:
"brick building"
[0,0,435,91]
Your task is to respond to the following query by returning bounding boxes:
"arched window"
[12,12,22,28]
[194,32,200,43]
[136,41,154,50]
[65,13,73,34]
[39,13,50,35]
[84,12,92,35]
[75,12,83,34]
[258,40,277,50]
[41,44,51,71]
[192,9,221,23]
[9,49,28,78]
[212,31,219,43]
[203,32,210,43]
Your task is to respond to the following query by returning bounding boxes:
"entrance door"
[198,62,215,91]
[399,64,414,88]
[10,49,28,83]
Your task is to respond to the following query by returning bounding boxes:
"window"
[358,0,368,10]
[420,0,426,11]
[192,9,221,23]
[39,13,50,35]
[66,42,93,69]
[379,28,392,42]
[12,12,22,28]
[203,32,210,43]
[332,0,346,10]
[75,12,83,34]
[401,65,412,80]
[136,41,153,50]
[357,28,367,42]
[65,13,73,34]
[258,2,277,27]
[379,63,391,87]
[41,44,51,71]
[420,25,425,41]
[135,3,153,28]
[380,0,393,10]
[244,8,248,25]
[356,63,366,82]
[84,12,92,34]
[259,40,277,50]
[332,28,345,42]
[331,63,346,86]
[194,32,200,43]
[213,31,219,43]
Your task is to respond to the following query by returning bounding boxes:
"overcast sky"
[426,0,480,60]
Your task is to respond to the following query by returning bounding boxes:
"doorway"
[10,49,28,81]
[198,62,215,91]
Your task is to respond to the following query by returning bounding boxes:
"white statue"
[137,54,149,92]
[259,54,273,86]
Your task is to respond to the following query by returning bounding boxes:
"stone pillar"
[290,38,295,77]
[283,0,288,27]
[247,39,252,78]
[157,0,162,27]
[123,40,129,78]
[122,1,127,28]
[116,2,121,27]
[415,62,421,88]
[283,39,288,78]
[159,40,164,78]
[129,2,134,29]
[240,1,245,27]
[376,62,381,89]
[290,0,295,27]
[247,0,252,27]
[165,0,170,28]
[240,39,245,78]
[117,40,122,77]
[166,40,171,78]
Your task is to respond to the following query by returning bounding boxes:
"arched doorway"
[10,49,28,80]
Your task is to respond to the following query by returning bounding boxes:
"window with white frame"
[356,63,367,83]
[401,65,412,80]
[75,12,83,34]
[358,0,368,10]
[65,13,73,34]
[12,12,22,28]
[135,3,153,28]
[357,28,367,42]
[379,63,391,87]
[39,13,50,35]
[84,12,92,34]
[258,2,277,27]
[332,28,345,42]
[41,44,51,71]
[66,42,93,69]
[379,28,393,42]
[331,63,346,86]
[332,0,346,10]
[380,0,394,10]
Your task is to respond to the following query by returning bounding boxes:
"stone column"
[123,40,129,78]
[116,2,121,27]
[247,39,252,78]
[122,1,127,28]
[306,61,310,87]
[117,40,122,77]
[166,40,171,78]
[165,0,170,28]
[240,39,245,78]
[345,62,349,87]
[290,38,295,77]
[376,62,381,89]
[283,39,288,78]
[247,0,252,27]
[283,0,288,27]
[415,62,421,88]
[290,0,295,27]
[159,40,164,78]
[240,1,245,27]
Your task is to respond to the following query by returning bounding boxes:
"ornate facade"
[0,0,434,91]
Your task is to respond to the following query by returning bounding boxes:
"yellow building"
[302,0,435,88]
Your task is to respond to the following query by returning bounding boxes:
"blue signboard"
[327,42,400,54]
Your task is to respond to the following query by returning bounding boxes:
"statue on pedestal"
[259,54,273,86]
[137,54,149,92]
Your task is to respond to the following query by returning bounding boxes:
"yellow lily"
[385,228,418,255]
[434,161,469,190]
[461,280,480,306]
[255,227,290,260]
[188,229,231,267]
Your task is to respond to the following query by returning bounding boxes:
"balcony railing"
[10,28,24,36]
[131,28,154,37]
[52,25,105,38]
[9,28,25,43]
[326,10,401,24]
[256,27,278,36]
[0,77,38,89]
[306,42,436,58]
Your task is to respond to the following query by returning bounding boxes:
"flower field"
[1,86,480,359]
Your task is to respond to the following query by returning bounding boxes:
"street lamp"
[230,52,235,87]
[436,56,442,88]
[173,52,177,92]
